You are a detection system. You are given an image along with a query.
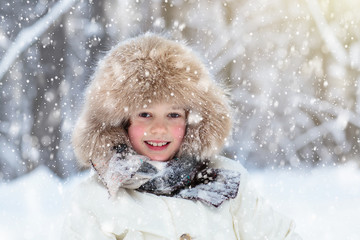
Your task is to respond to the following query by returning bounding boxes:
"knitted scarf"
[100,145,241,207]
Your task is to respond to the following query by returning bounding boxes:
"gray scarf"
[99,145,241,207]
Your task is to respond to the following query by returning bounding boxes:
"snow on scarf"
[100,145,241,207]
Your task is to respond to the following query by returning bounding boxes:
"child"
[63,33,301,240]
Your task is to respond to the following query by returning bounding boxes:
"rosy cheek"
[128,124,146,143]
[171,124,186,140]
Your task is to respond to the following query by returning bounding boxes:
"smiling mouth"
[145,141,170,147]
[144,141,171,151]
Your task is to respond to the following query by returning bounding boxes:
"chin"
[149,157,170,162]
[145,151,177,162]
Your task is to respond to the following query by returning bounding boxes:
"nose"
[150,118,167,135]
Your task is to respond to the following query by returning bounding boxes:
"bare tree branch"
[0,0,78,81]
[305,0,349,66]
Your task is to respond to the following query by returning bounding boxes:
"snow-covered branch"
[0,0,79,81]
[298,93,360,129]
[292,120,334,150]
[305,0,348,65]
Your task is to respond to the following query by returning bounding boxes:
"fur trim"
[72,33,232,170]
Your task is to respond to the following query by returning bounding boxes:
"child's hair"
[72,33,232,171]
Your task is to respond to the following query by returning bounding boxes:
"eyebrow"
[134,106,185,112]
[170,106,184,110]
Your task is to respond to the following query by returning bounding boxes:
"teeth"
[147,141,168,147]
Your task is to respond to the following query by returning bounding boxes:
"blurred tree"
[1,0,360,180]
[33,14,66,177]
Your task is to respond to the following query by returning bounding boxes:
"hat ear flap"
[72,113,131,169]
[180,92,232,159]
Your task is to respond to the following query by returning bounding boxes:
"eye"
[139,112,151,118]
[168,113,181,118]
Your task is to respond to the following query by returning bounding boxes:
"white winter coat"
[62,156,301,240]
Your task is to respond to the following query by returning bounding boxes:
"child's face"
[128,103,186,161]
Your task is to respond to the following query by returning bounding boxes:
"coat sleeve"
[229,166,302,240]
[62,211,145,240]
[61,191,115,240]
[61,177,147,240]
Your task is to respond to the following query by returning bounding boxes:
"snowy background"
[1,164,360,239]
[1,0,360,239]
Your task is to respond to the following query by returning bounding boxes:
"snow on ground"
[1,161,359,240]
[0,168,87,240]
[249,162,360,240]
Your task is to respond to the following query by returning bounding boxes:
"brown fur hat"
[72,33,232,173]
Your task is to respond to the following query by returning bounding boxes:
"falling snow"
[1,0,360,239]
[1,164,360,239]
